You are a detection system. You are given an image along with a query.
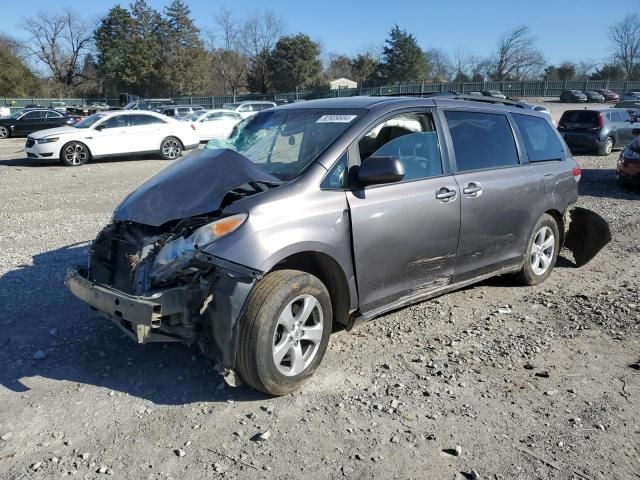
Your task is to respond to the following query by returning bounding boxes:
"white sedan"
[182,109,243,141]
[25,110,200,166]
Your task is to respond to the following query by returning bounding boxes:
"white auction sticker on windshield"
[316,115,358,123]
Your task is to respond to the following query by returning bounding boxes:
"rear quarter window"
[512,114,565,162]
[444,110,519,172]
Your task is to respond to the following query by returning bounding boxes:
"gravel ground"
[0,104,639,480]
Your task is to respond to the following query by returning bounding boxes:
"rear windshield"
[559,110,599,126]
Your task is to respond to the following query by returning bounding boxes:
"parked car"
[182,109,243,141]
[49,101,67,113]
[584,90,605,103]
[160,105,205,118]
[124,99,172,111]
[24,110,199,166]
[621,91,640,101]
[594,89,620,102]
[558,108,639,155]
[617,131,640,187]
[222,101,277,118]
[65,96,610,395]
[613,100,640,122]
[468,91,484,96]
[482,90,507,99]
[526,104,556,126]
[0,109,82,139]
[560,90,587,103]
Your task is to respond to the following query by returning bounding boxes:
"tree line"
[2,1,640,99]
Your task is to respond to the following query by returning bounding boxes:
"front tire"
[236,270,332,396]
[516,214,560,286]
[60,141,90,166]
[159,137,183,160]
[0,126,9,139]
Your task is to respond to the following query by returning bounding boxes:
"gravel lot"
[0,102,639,480]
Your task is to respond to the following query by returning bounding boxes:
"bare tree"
[425,48,451,81]
[490,26,545,81]
[208,9,248,95]
[21,9,92,87]
[242,11,285,93]
[609,14,640,79]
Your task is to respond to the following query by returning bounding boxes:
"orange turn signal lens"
[211,214,246,238]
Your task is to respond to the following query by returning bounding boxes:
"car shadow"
[0,243,268,405]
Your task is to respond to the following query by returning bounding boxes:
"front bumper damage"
[65,254,261,369]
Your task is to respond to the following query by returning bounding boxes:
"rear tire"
[598,136,613,156]
[515,214,560,286]
[236,269,332,396]
[0,126,9,139]
[159,136,183,160]
[60,141,90,166]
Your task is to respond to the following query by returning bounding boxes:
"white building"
[329,78,358,90]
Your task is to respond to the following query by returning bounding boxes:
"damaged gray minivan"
[66,96,610,395]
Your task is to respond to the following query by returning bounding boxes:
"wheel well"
[546,209,565,248]
[272,252,350,328]
[162,136,183,147]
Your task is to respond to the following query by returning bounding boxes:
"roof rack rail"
[371,91,529,109]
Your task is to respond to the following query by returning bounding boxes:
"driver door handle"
[435,186,457,202]
[463,182,482,196]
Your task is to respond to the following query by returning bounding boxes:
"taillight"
[596,113,605,129]
[571,163,581,182]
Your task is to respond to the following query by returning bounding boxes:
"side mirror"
[94,124,104,131]
[357,156,405,186]
[632,128,640,136]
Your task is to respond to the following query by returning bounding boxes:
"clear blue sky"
[4,0,639,65]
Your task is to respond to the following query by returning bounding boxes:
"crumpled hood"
[113,149,280,226]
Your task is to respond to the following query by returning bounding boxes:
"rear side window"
[512,114,564,162]
[178,107,190,115]
[618,110,631,122]
[130,114,164,126]
[610,111,622,122]
[444,111,519,172]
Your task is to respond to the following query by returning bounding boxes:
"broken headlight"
[150,213,247,282]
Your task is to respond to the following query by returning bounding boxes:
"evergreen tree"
[267,34,323,92]
[246,49,272,93]
[162,0,208,95]
[94,6,139,95]
[130,0,166,96]
[351,53,379,87]
[381,25,429,83]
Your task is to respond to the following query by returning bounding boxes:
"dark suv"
[558,108,639,155]
[66,96,609,395]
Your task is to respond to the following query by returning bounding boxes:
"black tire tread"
[236,269,331,396]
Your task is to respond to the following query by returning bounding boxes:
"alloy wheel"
[272,294,324,376]
[0,126,8,139]
[604,137,613,155]
[64,143,88,165]
[530,226,555,276]
[162,139,182,159]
